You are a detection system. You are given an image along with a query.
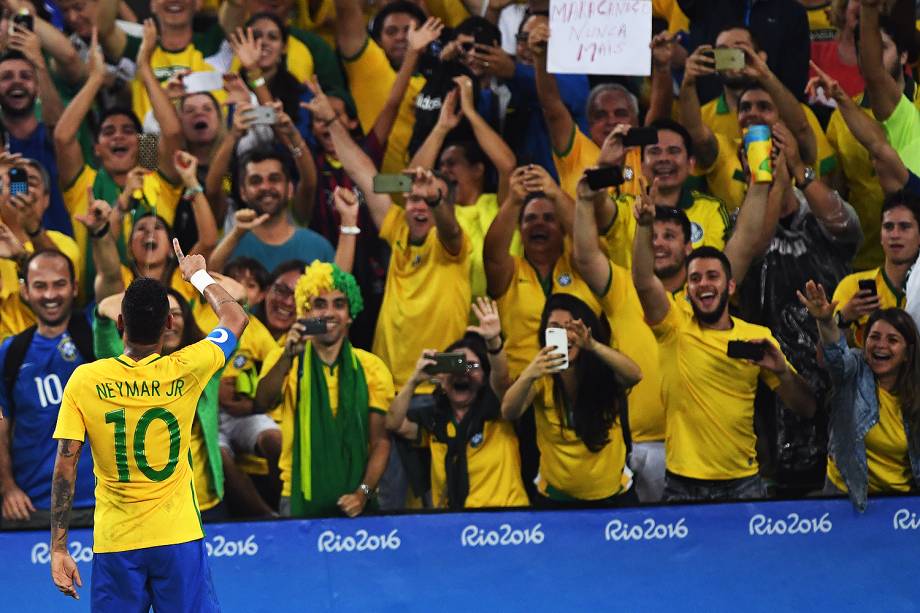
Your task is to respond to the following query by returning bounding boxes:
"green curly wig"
[294,260,364,319]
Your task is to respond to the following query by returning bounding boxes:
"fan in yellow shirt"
[680,28,832,210]
[335,0,428,174]
[502,293,643,505]
[49,243,248,607]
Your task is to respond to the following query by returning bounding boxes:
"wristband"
[190,270,218,294]
[184,185,204,198]
[249,76,266,89]
[340,225,361,235]
[486,336,504,355]
[90,221,111,239]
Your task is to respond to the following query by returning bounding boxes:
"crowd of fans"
[1,0,919,527]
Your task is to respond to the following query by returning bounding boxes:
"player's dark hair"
[239,149,291,183]
[166,288,204,350]
[537,293,625,453]
[370,1,426,42]
[687,245,733,279]
[655,206,692,244]
[454,16,502,47]
[21,249,75,284]
[95,106,142,142]
[646,118,694,158]
[122,277,169,345]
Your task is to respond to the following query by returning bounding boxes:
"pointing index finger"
[172,238,185,260]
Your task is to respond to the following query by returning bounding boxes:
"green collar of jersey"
[880,266,906,304]
[676,185,695,210]
[716,92,730,115]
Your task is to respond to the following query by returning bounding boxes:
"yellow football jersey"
[652,303,792,480]
[553,126,644,200]
[373,206,471,389]
[53,338,228,553]
[832,267,905,347]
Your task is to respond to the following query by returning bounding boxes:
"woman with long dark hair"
[502,293,642,507]
[799,281,920,511]
[387,298,527,509]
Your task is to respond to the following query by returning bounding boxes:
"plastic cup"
[743,124,773,183]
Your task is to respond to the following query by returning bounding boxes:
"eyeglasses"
[269,283,295,298]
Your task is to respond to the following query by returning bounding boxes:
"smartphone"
[585,166,625,191]
[544,327,569,372]
[183,71,224,94]
[373,173,413,194]
[137,133,159,170]
[248,105,277,126]
[622,127,659,148]
[858,279,878,297]
[298,317,328,335]
[713,48,745,71]
[12,9,33,31]
[8,166,28,196]
[424,352,467,375]
[727,340,767,362]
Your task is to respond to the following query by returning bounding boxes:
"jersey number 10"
[105,407,181,482]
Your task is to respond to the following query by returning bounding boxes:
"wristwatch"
[796,166,816,190]
[358,483,377,499]
[835,311,851,329]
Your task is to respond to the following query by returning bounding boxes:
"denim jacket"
[824,336,920,511]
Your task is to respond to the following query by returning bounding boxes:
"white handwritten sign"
[547,0,652,76]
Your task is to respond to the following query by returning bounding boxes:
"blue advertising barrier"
[5,495,920,612]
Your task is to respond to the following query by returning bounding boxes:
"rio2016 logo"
[460,523,544,547]
[748,512,832,536]
[31,541,93,564]
[892,509,920,531]
[317,529,401,553]
[604,517,688,542]
[204,534,259,557]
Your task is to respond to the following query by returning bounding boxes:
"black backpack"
[2,314,95,414]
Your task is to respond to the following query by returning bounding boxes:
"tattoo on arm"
[50,440,82,551]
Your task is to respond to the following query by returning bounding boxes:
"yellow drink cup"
[743,125,773,183]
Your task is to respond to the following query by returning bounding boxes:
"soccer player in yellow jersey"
[49,240,248,608]
[254,261,394,517]
[630,191,816,501]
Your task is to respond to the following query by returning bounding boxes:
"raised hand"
[796,279,837,322]
[838,287,880,324]
[749,340,789,375]
[436,88,461,131]
[302,75,337,124]
[521,164,561,199]
[527,18,549,58]
[86,27,106,81]
[473,43,515,79]
[565,318,593,350]
[136,18,158,67]
[231,101,256,137]
[73,186,113,235]
[173,150,200,187]
[738,41,771,83]
[230,27,262,72]
[333,186,360,226]
[163,69,190,101]
[522,345,567,379]
[222,72,250,106]
[408,349,438,386]
[632,177,658,226]
[406,167,449,205]
[10,187,42,236]
[452,75,476,116]
[508,166,531,204]
[408,17,444,54]
[283,319,309,359]
[0,222,25,259]
[805,60,846,103]
[8,23,43,67]
[173,237,206,280]
[467,296,502,343]
[234,207,270,231]
[683,44,716,84]
[650,30,675,70]
[597,123,630,168]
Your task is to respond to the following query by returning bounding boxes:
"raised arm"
[483,167,526,298]
[631,181,671,325]
[501,346,564,420]
[798,279,841,347]
[414,168,463,255]
[371,18,444,145]
[253,321,307,414]
[9,25,62,128]
[208,208,269,274]
[74,193,125,301]
[273,104,317,225]
[96,0,127,65]
[50,439,83,600]
[572,173,613,294]
[204,101,254,224]
[468,297,510,396]
[859,0,901,121]
[645,31,676,125]
[173,151,218,257]
[173,239,249,339]
[408,87,460,170]
[14,6,85,85]
[529,17,575,153]
[136,19,182,184]
[53,29,106,187]
[332,187,359,273]
[678,45,718,169]
[385,350,432,435]
[568,318,642,388]
[303,77,393,229]
[739,43,815,164]
[333,0,370,59]
[218,0,247,36]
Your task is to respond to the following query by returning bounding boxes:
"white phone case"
[183,71,224,94]
[544,327,569,372]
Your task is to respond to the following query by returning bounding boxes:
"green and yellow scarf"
[290,341,371,517]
